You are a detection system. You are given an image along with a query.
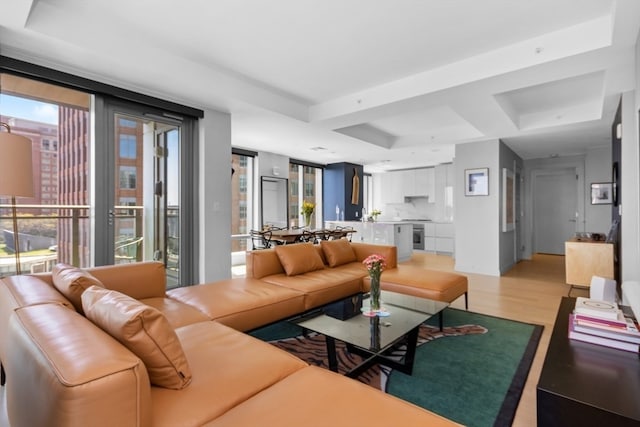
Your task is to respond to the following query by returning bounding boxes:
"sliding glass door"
[97,100,196,288]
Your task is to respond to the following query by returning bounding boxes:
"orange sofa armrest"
[350,243,397,269]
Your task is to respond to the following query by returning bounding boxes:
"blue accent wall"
[323,162,363,221]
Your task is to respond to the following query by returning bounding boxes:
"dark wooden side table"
[537,297,640,426]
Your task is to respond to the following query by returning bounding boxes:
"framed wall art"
[591,182,613,205]
[465,168,489,196]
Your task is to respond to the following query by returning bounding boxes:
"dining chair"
[250,229,273,250]
[313,229,332,244]
[333,225,354,241]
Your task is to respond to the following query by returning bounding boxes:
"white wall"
[584,146,612,233]
[625,34,640,283]
[198,108,232,283]
[454,139,501,276]
[621,88,640,282]
[257,152,289,179]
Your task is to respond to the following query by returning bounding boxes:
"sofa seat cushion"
[372,265,468,303]
[82,287,192,390]
[167,278,306,332]
[262,267,363,310]
[274,243,325,276]
[140,297,211,329]
[150,321,307,427]
[52,263,105,314]
[320,239,356,267]
[205,366,462,427]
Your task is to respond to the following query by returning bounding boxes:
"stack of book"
[568,297,640,353]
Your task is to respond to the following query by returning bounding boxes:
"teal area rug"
[251,308,543,427]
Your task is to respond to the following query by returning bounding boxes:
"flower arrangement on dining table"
[300,201,315,227]
[363,254,387,312]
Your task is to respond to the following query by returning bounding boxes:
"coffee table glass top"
[294,291,448,352]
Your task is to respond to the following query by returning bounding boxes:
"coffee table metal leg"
[401,325,420,375]
[326,336,338,372]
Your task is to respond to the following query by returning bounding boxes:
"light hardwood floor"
[404,251,589,427]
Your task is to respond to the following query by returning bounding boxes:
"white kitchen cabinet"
[426,167,435,200]
[394,223,413,261]
[410,168,435,199]
[424,221,454,255]
[434,163,454,221]
[383,171,404,204]
[324,221,413,262]
[435,222,454,238]
[375,167,437,206]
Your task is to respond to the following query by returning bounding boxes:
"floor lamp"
[0,122,34,276]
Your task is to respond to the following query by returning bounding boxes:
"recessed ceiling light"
[535,47,543,54]
[310,146,328,151]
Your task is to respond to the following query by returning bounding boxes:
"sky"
[0,94,59,125]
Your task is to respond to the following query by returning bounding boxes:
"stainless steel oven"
[412,223,425,250]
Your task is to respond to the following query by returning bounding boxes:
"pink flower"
[363,254,387,274]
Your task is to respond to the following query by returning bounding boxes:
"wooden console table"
[537,297,640,426]
[565,238,614,288]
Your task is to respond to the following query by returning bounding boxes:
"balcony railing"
[0,203,145,277]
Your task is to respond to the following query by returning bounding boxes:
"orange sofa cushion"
[82,286,192,389]
[209,366,462,427]
[321,239,357,267]
[275,243,325,276]
[52,263,104,314]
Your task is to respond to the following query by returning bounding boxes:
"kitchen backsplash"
[378,201,437,221]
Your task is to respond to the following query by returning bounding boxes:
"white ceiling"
[1,0,639,172]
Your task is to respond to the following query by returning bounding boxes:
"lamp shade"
[0,129,34,197]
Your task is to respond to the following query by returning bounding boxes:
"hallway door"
[533,169,577,255]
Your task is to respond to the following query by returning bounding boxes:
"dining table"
[268,228,356,245]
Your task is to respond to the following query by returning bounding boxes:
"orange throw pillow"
[52,263,104,314]
[275,243,325,276]
[321,239,357,267]
[82,286,192,389]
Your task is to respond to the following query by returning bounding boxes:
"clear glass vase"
[369,273,381,311]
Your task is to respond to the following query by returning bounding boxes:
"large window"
[119,166,137,189]
[119,134,137,158]
[1,67,200,286]
[231,151,255,253]
[1,73,92,274]
[289,161,323,228]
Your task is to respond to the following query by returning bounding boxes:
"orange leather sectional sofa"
[0,240,465,426]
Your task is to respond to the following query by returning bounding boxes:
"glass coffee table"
[293,290,448,378]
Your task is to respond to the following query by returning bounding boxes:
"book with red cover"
[573,320,640,344]
[568,314,640,353]
[574,313,636,331]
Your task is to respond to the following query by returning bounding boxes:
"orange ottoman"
[364,265,468,330]
[378,266,468,307]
